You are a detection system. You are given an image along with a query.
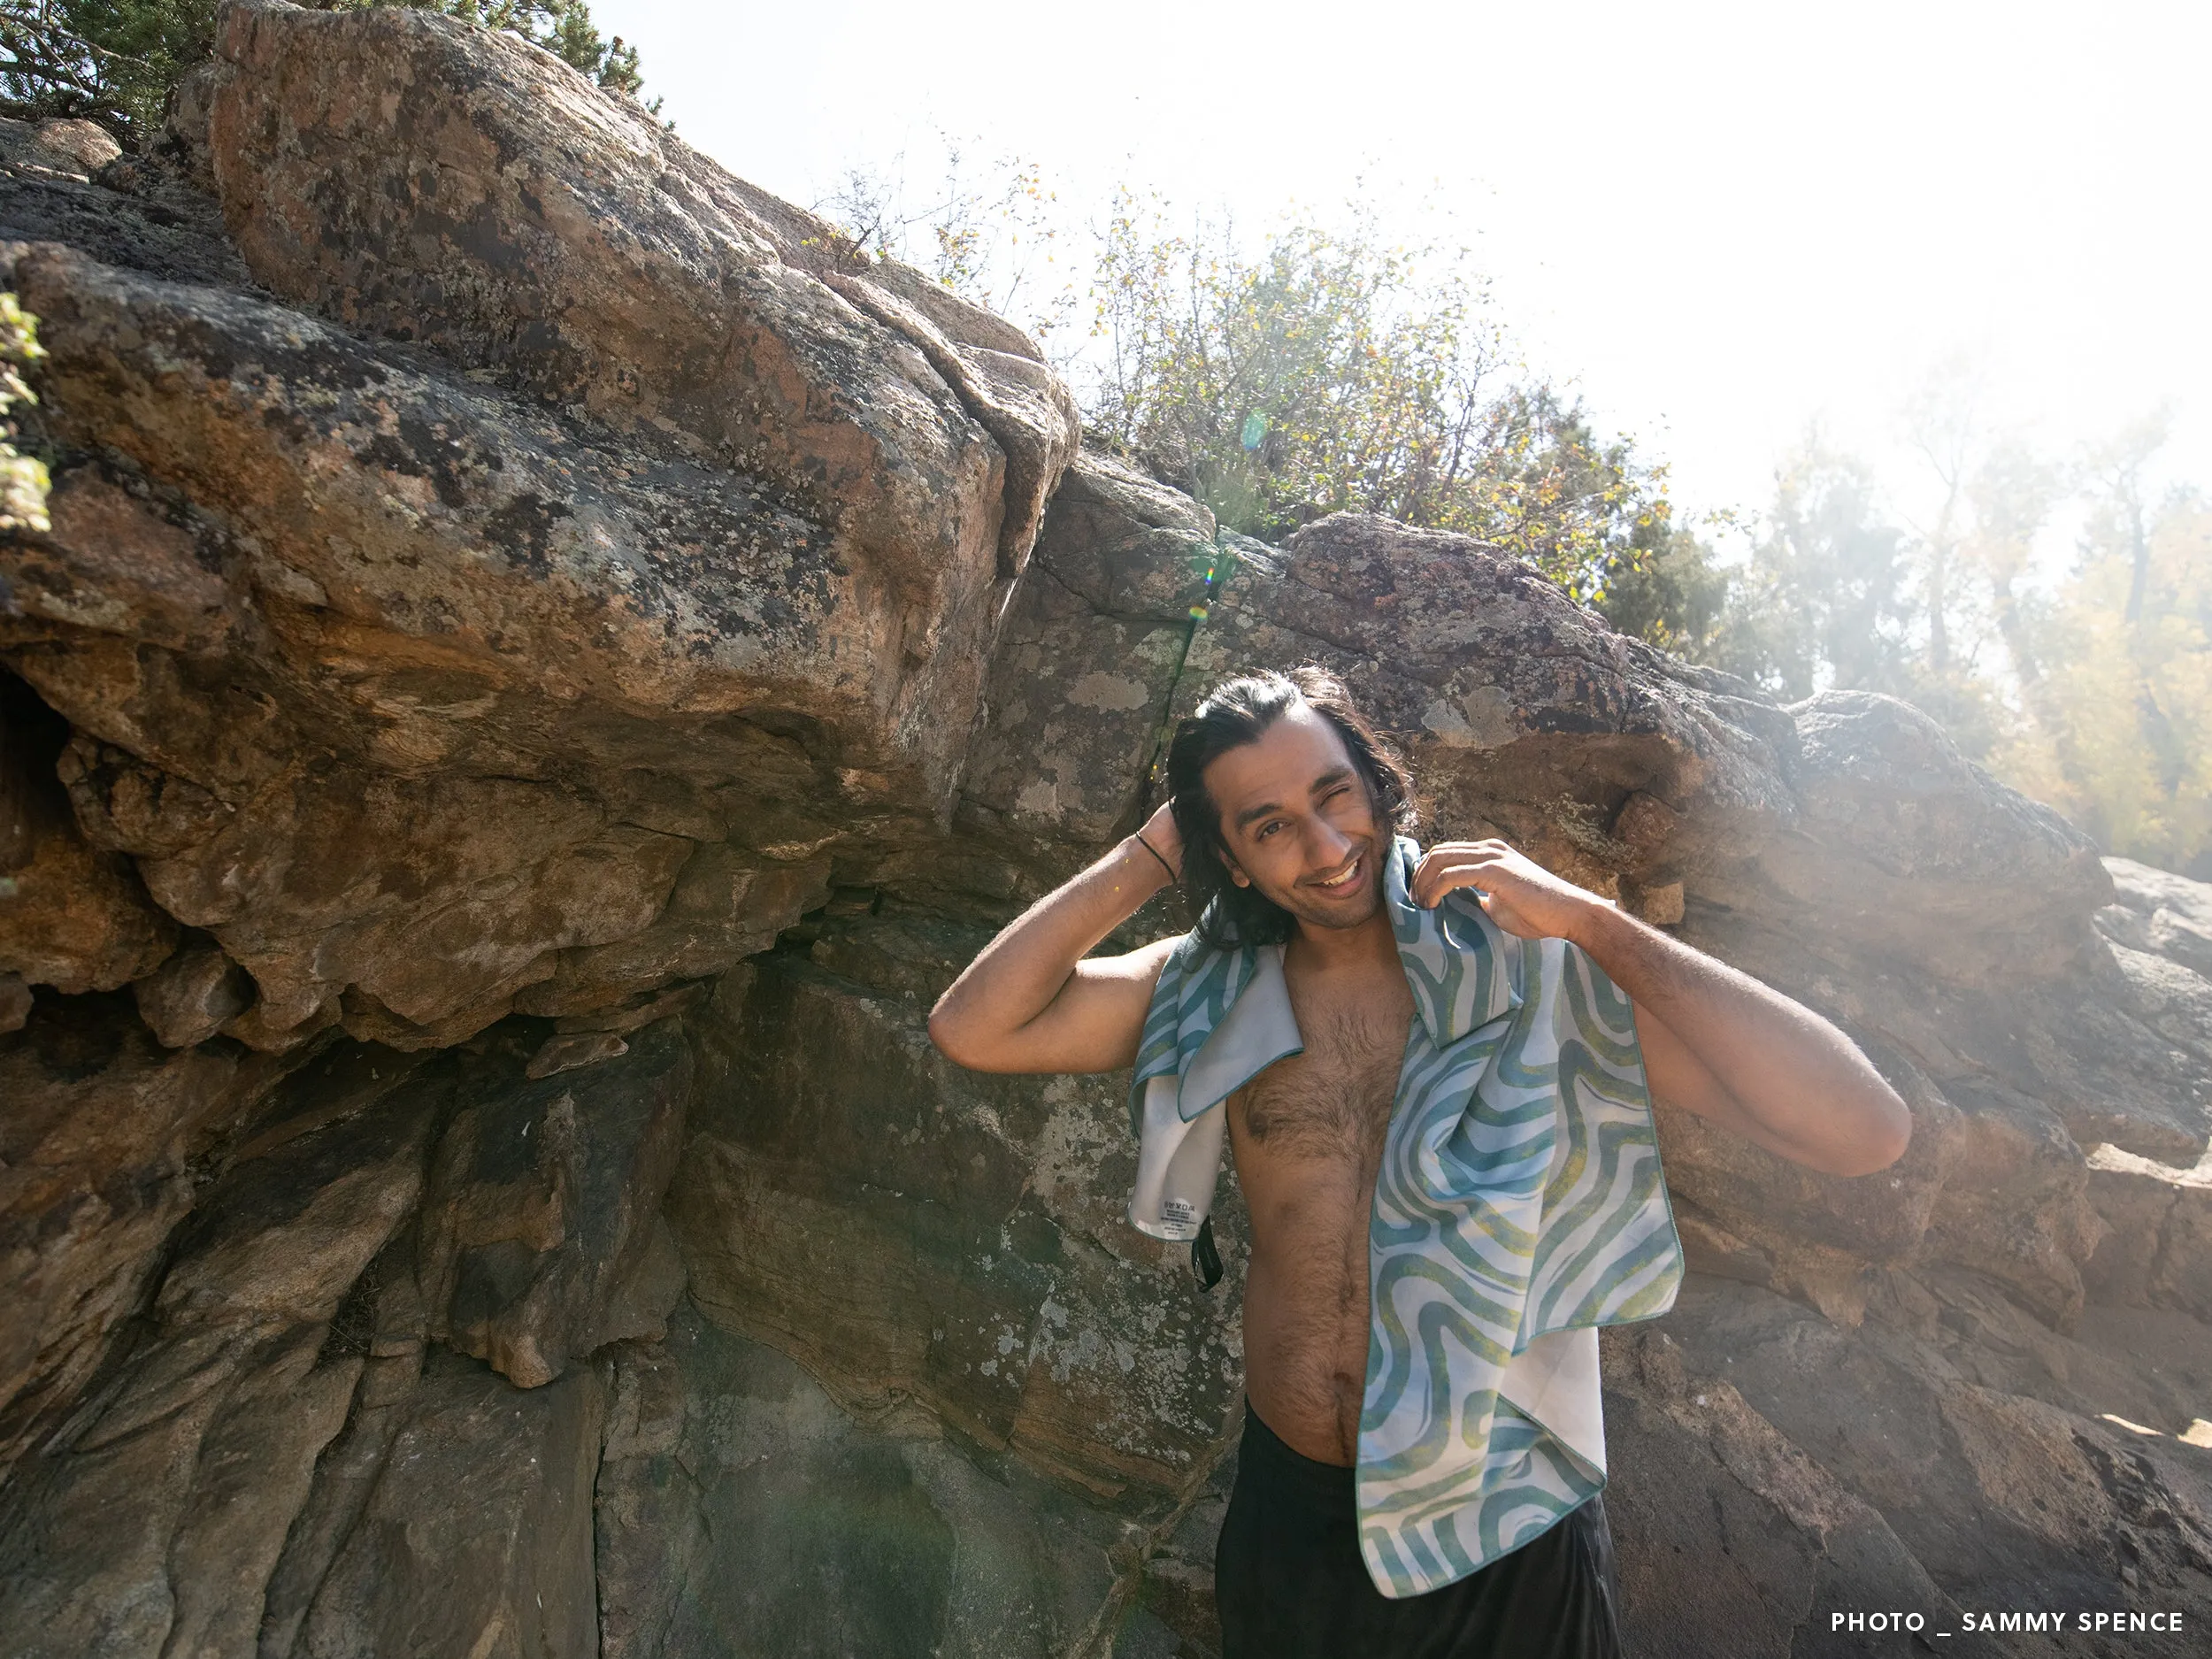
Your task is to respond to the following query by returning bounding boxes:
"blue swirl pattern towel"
[1129,835,1683,1597]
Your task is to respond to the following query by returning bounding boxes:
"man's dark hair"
[1164,665,1418,948]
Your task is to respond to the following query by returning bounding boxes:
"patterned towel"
[1128,834,1683,1597]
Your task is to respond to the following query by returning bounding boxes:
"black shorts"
[1214,1400,1625,1659]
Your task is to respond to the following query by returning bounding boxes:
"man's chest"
[1228,988,1413,1164]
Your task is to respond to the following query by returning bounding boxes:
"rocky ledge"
[2,5,2208,1656]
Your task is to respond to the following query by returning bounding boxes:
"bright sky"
[592,0,2209,528]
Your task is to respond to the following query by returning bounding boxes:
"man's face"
[1201,704,1387,931]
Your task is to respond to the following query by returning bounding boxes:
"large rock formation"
[2,6,2208,1655]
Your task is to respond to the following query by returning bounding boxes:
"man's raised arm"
[927,803,1187,1075]
[1411,839,1913,1179]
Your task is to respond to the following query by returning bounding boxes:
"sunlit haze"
[591,0,2209,531]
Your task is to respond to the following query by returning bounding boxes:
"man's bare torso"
[1225,948,1416,1466]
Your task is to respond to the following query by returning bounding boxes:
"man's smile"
[1309,852,1364,891]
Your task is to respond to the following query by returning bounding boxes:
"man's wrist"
[1561,890,1634,956]
[1107,834,1176,904]
[1129,830,1180,883]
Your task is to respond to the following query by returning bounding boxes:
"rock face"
[198,0,1076,790]
[672,925,1245,1507]
[2,6,2209,1656]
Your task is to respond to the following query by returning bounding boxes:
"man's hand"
[1409,839,1606,940]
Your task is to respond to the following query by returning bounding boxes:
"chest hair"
[1235,1002,1406,1161]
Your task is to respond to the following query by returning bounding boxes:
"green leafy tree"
[815,167,1678,606]
[1457,387,1672,604]
[1992,420,2212,874]
[1594,515,1735,659]
[1612,433,2006,753]
[1083,191,1671,602]
[1738,441,1924,698]
[1087,200,1499,541]
[1626,438,1925,703]
[814,138,1073,340]
[0,0,218,139]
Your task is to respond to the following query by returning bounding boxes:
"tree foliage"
[1083,198,1500,538]
[814,138,1073,341]
[1591,516,1733,661]
[0,0,649,144]
[1632,399,2210,874]
[1699,440,2004,752]
[0,0,217,138]
[814,160,1677,603]
[1993,444,2212,876]
[1082,194,1671,600]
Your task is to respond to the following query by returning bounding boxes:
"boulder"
[1602,1318,1995,1659]
[1757,692,2112,981]
[1637,1275,2212,1651]
[0,1322,361,1659]
[196,0,1075,755]
[4,234,995,800]
[2082,1142,2212,1321]
[0,114,247,287]
[513,843,832,1018]
[0,119,119,181]
[2101,856,2212,981]
[131,936,254,1049]
[1,242,898,1041]
[960,449,1219,881]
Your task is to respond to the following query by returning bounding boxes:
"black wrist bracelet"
[1133,833,1179,881]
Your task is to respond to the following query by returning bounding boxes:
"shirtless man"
[929,667,1910,1657]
